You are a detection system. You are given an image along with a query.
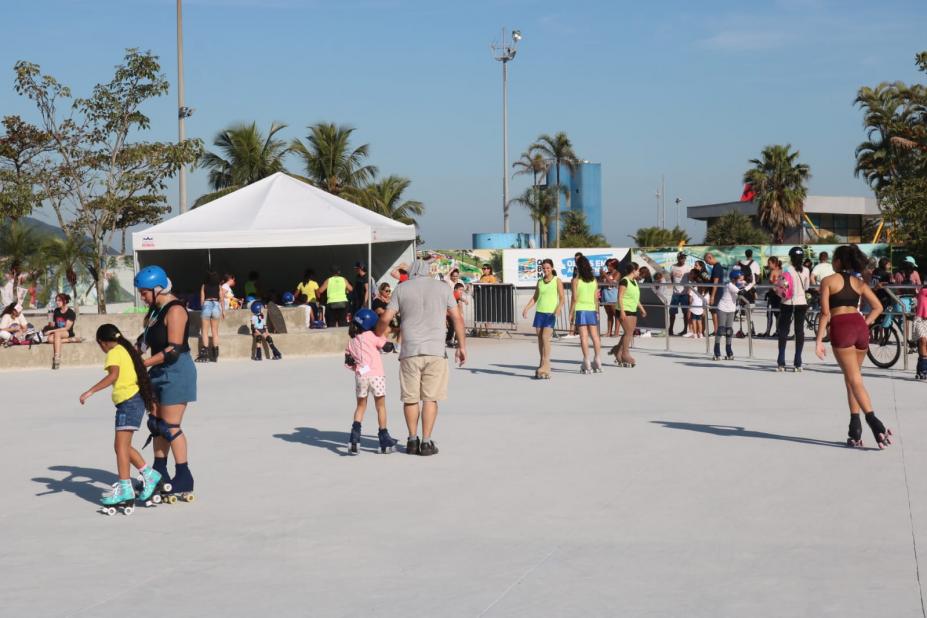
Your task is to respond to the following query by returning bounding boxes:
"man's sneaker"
[406,437,421,455]
[419,440,439,456]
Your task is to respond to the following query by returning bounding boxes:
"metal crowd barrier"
[466,283,518,335]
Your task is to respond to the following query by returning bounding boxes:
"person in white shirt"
[811,251,835,285]
[0,303,28,342]
[668,252,691,336]
[776,246,811,371]
[713,269,753,360]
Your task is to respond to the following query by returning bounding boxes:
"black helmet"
[788,246,804,260]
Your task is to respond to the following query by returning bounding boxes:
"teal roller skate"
[100,480,136,516]
[136,467,163,506]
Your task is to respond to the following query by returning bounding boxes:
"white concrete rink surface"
[2,335,926,617]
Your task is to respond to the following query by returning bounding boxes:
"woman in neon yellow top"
[614,261,648,367]
[569,255,603,373]
[522,259,565,379]
[317,265,354,327]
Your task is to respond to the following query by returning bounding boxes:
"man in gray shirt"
[376,256,467,456]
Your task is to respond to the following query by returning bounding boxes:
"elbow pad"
[163,346,181,365]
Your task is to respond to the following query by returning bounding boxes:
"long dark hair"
[96,323,156,413]
[621,261,639,278]
[833,245,867,274]
[575,255,595,282]
[1,302,16,318]
[204,271,220,285]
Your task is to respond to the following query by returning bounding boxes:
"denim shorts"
[201,299,221,320]
[670,293,688,313]
[149,352,197,406]
[115,393,145,431]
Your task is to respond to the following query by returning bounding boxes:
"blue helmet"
[134,265,169,291]
[245,295,256,305]
[728,268,743,283]
[250,301,265,315]
[282,291,295,305]
[352,308,378,332]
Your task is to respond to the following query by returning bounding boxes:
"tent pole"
[132,250,140,308]
[367,241,373,308]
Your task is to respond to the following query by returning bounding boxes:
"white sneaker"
[682,333,695,338]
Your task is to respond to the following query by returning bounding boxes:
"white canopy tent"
[132,173,416,301]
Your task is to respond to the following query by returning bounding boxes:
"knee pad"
[157,418,183,442]
[724,326,734,337]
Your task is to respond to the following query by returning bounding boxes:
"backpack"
[740,260,755,284]
[775,270,794,301]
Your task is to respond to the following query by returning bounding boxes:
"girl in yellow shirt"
[80,324,160,515]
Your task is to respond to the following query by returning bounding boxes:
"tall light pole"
[176,0,194,214]
[675,197,682,228]
[492,28,521,233]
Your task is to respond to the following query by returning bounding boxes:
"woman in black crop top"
[134,265,197,497]
[815,245,892,449]
[197,271,225,363]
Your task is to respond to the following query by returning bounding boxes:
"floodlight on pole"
[492,27,521,234]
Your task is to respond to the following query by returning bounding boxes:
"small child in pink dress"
[344,308,398,454]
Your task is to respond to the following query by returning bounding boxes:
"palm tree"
[195,122,290,207]
[530,132,577,247]
[743,144,811,243]
[854,84,923,192]
[356,176,424,227]
[510,186,558,247]
[0,220,43,302]
[43,234,93,307]
[512,151,549,238]
[631,226,690,248]
[291,123,378,196]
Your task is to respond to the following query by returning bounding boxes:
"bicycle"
[867,295,917,369]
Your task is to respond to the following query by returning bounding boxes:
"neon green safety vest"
[574,279,597,312]
[621,277,640,312]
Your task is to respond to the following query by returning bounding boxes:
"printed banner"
[503,248,631,287]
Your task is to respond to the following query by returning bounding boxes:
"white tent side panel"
[132,226,412,251]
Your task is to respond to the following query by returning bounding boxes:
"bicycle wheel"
[867,324,901,368]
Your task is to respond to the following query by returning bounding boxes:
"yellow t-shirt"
[105,345,140,405]
[296,280,319,302]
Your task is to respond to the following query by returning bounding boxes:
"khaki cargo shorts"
[399,355,449,403]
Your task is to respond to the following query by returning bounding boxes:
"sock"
[408,434,418,440]
[153,456,169,476]
[423,435,431,443]
[136,463,150,473]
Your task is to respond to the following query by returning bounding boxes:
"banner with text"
[503,248,631,287]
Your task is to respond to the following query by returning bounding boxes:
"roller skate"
[419,440,439,456]
[915,357,927,381]
[136,467,163,506]
[270,343,282,360]
[865,412,893,449]
[161,463,195,504]
[194,345,210,363]
[724,345,734,361]
[580,360,592,374]
[348,421,361,455]
[776,364,787,372]
[406,436,421,455]
[591,359,603,373]
[713,344,721,361]
[378,428,398,454]
[252,348,262,361]
[792,366,803,373]
[100,480,136,516]
[846,414,864,448]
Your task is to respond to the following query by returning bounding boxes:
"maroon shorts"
[830,312,869,350]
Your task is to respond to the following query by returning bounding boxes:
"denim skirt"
[148,352,197,406]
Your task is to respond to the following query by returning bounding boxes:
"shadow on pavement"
[651,420,861,450]
[32,465,119,504]
[273,426,384,456]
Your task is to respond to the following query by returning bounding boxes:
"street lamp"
[675,197,682,228]
[492,28,521,233]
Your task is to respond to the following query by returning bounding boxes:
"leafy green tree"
[704,212,770,245]
[510,186,557,247]
[14,49,202,313]
[530,132,577,247]
[560,210,607,248]
[743,144,811,243]
[631,226,690,247]
[355,175,424,227]
[0,115,51,221]
[291,123,377,196]
[195,121,290,207]
[855,51,927,256]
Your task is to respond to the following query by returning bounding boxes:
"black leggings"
[777,304,808,367]
[326,305,348,327]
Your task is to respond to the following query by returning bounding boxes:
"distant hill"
[17,216,119,256]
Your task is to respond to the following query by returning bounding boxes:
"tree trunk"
[121,229,127,255]
[95,252,107,314]
[555,162,561,248]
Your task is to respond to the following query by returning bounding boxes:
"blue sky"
[2,0,925,247]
